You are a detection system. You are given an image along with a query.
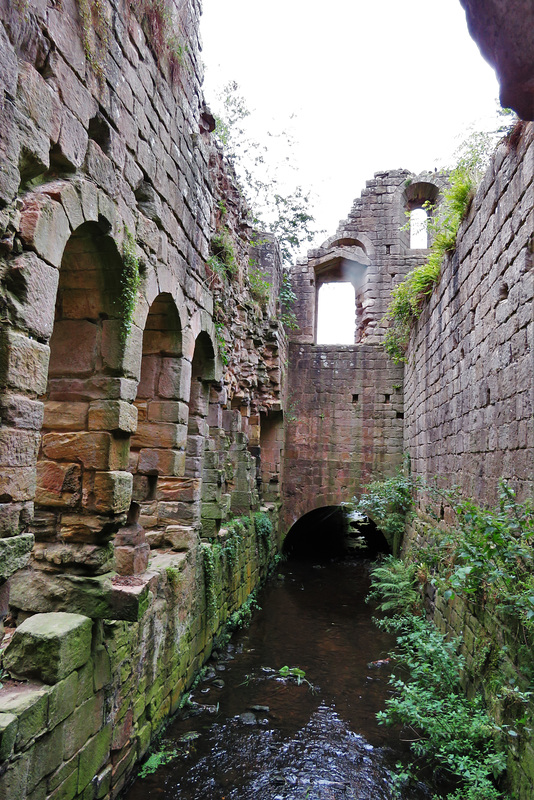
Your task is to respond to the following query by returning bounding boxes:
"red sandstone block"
[43,401,88,431]
[36,460,81,508]
[48,320,98,377]
[88,400,138,434]
[132,422,187,449]
[156,477,201,503]
[137,448,185,476]
[42,432,113,470]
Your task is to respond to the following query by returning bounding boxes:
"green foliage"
[213,301,230,366]
[202,542,218,619]
[377,614,506,800]
[254,511,273,543]
[427,483,534,628]
[138,743,178,777]
[355,472,414,554]
[221,518,246,570]
[383,113,516,363]
[119,227,141,345]
[208,228,238,281]
[213,81,320,266]
[368,556,422,615]
[279,270,298,330]
[279,665,306,683]
[248,268,271,305]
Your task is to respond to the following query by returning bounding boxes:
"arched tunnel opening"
[282,505,390,561]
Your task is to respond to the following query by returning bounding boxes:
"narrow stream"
[124,559,433,800]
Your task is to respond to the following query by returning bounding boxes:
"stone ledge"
[3,612,92,684]
[9,570,154,621]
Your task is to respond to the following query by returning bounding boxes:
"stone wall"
[0,1,287,796]
[0,511,277,800]
[283,344,404,533]
[404,122,533,505]
[282,170,444,536]
[402,123,533,800]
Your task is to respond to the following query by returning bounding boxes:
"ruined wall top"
[290,169,447,345]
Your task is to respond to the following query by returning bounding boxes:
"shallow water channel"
[124,559,434,800]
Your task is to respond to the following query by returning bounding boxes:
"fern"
[368,556,422,614]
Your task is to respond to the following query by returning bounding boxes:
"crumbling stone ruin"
[0,1,532,799]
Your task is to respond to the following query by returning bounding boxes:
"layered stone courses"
[0,2,286,794]
[0,0,532,798]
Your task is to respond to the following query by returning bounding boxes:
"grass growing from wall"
[383,112,517,363]
[383,166,476,363]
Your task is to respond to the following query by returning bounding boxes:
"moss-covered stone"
[48,671,78,729]
[4,613,92,684]
[77,724,112,793]
[0,533,34,580]
[0,712,17,761]
[0,684,50,750]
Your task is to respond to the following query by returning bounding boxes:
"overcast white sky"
[200,0,501,246]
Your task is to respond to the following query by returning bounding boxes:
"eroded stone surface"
[3,612,92,684]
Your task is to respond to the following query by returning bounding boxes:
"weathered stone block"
[137,448,185,476]
[0,467,37,502]
[0,712,17,761]
[88,400,138,434]
[4,252,59,340]
[92,471,133,514]
[18,193,71,268]
[164,525,197,551]
[9,570,152,621]
[115,543,150,575]
[48,320,98,377]
[0,683,50,750]
[59,514,116,544]
[36,461,82,507]
[4,612,92,684]
[43,401,88,431]
[156,477,201,502]
[42,432,113,470]
[48,670,79,728]
[147,400,188,424]
[0,533,34,580]
[0,394,44,431]
[0,330,50,395]
[132,422,187,449]
[77,724,112,793]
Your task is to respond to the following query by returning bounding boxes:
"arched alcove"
[36,221,133,575]
[186,331,216,480]
[283,505,390,560]
[130,292,183,532]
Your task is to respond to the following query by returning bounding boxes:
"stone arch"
[186,331,216,481]
[130,292,185,535]
[282,504,391,559]
[398,177,442,251]
[35,219,135,576]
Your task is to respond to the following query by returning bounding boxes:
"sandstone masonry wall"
[0,2,287,796]
[404,122,533,504]
[283,170,444,535]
